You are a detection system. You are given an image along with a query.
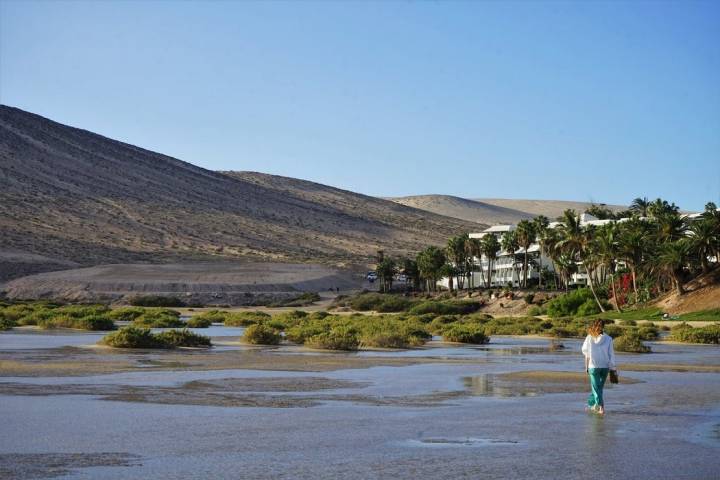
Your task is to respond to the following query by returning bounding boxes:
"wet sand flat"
[1,333,719,479]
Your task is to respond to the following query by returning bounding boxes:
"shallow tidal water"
[1,330,719,479]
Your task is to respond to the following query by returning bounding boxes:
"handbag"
[609,369,619,384]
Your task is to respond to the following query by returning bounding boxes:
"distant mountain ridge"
[387,195,628,224]
[389,195,535,225]
[0,105,479,281]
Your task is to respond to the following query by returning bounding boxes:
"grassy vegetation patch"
[441,324,489,344]
[130,309,183,328]
[101,326,211,348]
[185,317,212,328]
[242,324,281,345]
[613,331,652,353]
[668,323,720,344]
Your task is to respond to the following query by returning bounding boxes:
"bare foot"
[597,407,605,415]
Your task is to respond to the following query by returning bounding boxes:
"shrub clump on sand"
[441,324,489,344]
[38,314,116,331]
[305,327,360,351]
[101,326,211,348]
[108,307,146,322]
[242,324,281,345]
[131,309,183,328]
[128,295,186,307]
[101,327,169,348]
[546,289,608,318]
[668,323,720,344]
[613,331,651,353]
[408,300,482,316]
[155,329,212,347]
[224,311,272,327]
[0,313,16,331]
[343,292,415,312]
[185,316,212,328]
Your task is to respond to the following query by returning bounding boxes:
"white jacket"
[582,334,616,369]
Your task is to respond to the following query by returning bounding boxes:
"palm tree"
[481,234,501,288]
[533,215,550,289]
[376,258,396,293]
[654,239,692,295]
[501,230,519,287]
[701,202,720,263]
[416,246,446,292]
[446,234,469,291]
[689,219,717,273]
[630,197,650,217]
[595,224,621,312]
[515,220,536,288]
[556,210,605,311]
[617,217,648,303]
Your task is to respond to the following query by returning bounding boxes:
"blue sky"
[1,1,718,210]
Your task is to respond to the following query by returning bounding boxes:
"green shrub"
[285,321,329,344]
[129,295,185,307]
[242,324,281,345]
[189,310,228,324]
[347,293,414,312]
[442,324,489,344]
[0,314,16,331]
[101,327,169,348]
[527,305,545,316]
[36,314,116,331]
[154,329,211,347]
[603,324,624,338]
[614,332,651,353]
[524,293,535,304]
[305,327,359,351]
[185,317,212,328]
[108,307,146,322]
[131,309,183,328]
[636,326,659,341]
[619,319,637,326]
[428,315,461,334]
[576,299,602,317]
[408,300,482,316]
[359,332,421,348]
[546,289,595,318]
[668,324,720,344]
[224,311,271,326]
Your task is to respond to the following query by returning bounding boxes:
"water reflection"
[463,374,538,397]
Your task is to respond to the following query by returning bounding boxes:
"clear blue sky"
[1,1,718,210]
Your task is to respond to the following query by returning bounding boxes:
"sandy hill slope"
[655,267,720,315]
[389,195,534,225]
[476,199,627,221]
[0,105,478,282]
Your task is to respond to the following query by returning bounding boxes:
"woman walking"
[582,319,617,415]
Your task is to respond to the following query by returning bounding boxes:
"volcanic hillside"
[0,106,479,282]
[390,195,534,225]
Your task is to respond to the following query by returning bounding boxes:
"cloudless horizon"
[1,0,719,210]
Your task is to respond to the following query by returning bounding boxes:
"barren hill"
[0,105,479,282]
[389,195,534,225]
[476,199,627,221]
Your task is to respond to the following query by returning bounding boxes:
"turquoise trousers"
[587,368,609,408]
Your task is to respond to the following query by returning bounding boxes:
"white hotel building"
[438,213,623,289]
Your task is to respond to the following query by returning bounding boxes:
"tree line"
[374,198,720,311]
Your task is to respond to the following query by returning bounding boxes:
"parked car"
[366,271,377,282]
